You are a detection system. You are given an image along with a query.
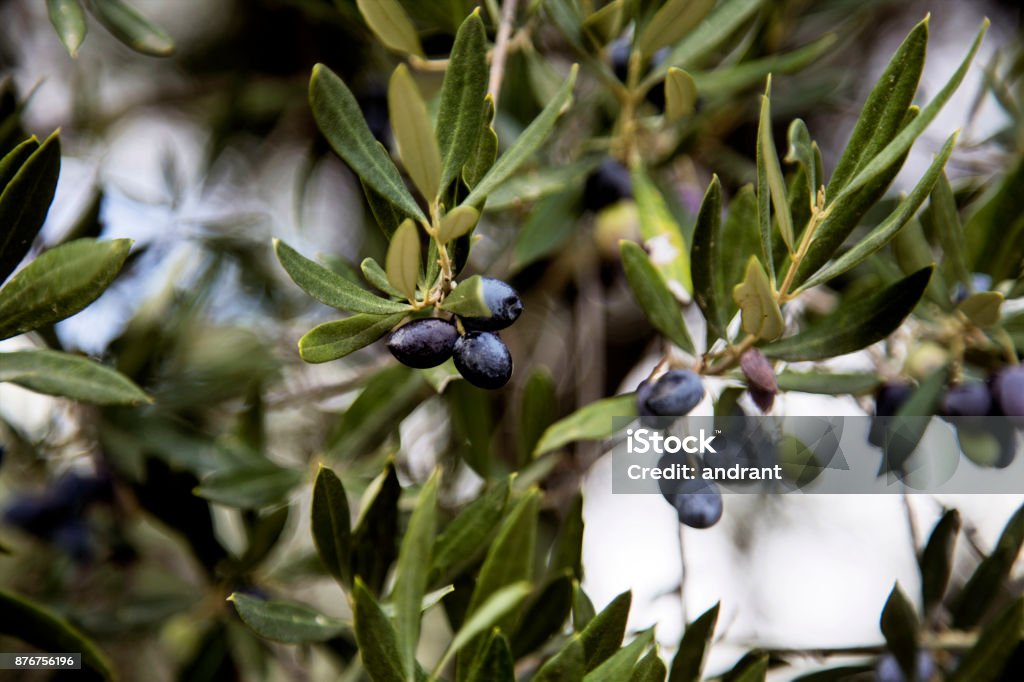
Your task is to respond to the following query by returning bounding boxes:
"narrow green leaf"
[924,171,970,288]
[775,371,881,396]
[467,631,516,682]
[458,492,539,678]
[835,21,988,208]
[437,10,488,192]
[645,0,763,85]
[194,463,303,509]
[351,462,402,595]
[0,349,149,405]
[534,394,636,455]
[435,582,532,676]
[920,509,960,613]
[621,240,694,352]
[0,238,131,341]
[363,177,405,238]
[353,578,407,682]
[439,274,492,318]
[880,583,920,680]
[573,582,597,631]
[665,68,697,122]
[585,629,654,682]
[755,108,774,280]
[519,368,558,465]
[535,637,586,682]
[631,167,693,296]
[669,602,719,682]
[389,65,442,200]
[512,574,574,657]
[785,119,818,204]
[327,366,426,461]
[385,219,421,302]
[763,267,933,361]
[228,593,348,644]
[47,0,87,57]
[730,655,769,682]
[632,647,668,682]
[949,598,1024,682]
[394,471,439,679]
[828,19,928,198]
[957,291,1002,327]
[511,187,581,271]
[464,65,578,208]
[799,132,956,289]
[462,99,498,190]
[355,0,423,57]
[581,590,632,671]
[690,176,726,338]
[733,256,784,341]
[637,0,715,57]
[582,0,625,45]
[689,36,837,100]
[429,478,510,586]
[0,589,114,680]
[275,240,410,314]
[758,79,794,252]
[0,132,60,284]
[298,312,405,363]
[360,256,404,298]
[952,503,1024,629]
[550,492,585,580]
[311,465,352,588]
[439,206,480,243]
[310,64,425,222]
[90,0,174,56]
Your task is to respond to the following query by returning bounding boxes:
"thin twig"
[487,0,519,105]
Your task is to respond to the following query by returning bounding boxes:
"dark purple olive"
[386,318,459,369]
[664,477,723,529]
[643,370,704,416]
[583,160,633,212]
[453,332,513,389]
[942,382,992,417]
[875,382,915,417]
[458,278,523,332]
[993,366,1024,417]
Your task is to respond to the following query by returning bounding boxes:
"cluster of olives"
[875,365,1024,420]
[386,277,523,390]
[635,369,725,528]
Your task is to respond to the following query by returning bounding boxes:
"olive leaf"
[519,368,558,465]
[690,175,727,339]
[763,266,933,361]
[0,132,60,284]
[0,350,150,405]
[636,0,715,57]
[534,394,636,456]
[462,96,499,190]
[351,462,402,595]
[439,274,492,317]
[920,509,960,613]
[437,10,488,192]
[429,478,510,586]
[353,578,408,682]
[393,471,439,679]
[645,0,763,86]
[385,219,422,302]
[880,583,920,679]
[631,167,693,296]
[228,592,349,644]
[310,64,426,222]
[311,465,352,588]
[691,35,837,101]
[512,574,574,657]
[580,590,631,671]
[949,598,1024,682]
[388,64,442,200]
[298,312,405,363]
[664,68,697,121]
[90,0,174,56]
[952,503,1024,629]
[758,78,794,254]
[274,240,410,314]
[585,629,654,682]
[785,119,819,206]
[733,256,784,341]
[439,205,480,243]
[355,0,423,57]
[194,462,304,509]
[957,291,1002,327]
[0,238,132,341]
[621,241,695,352]
[360,256,405,298]
[435,582,533,677]
[775,371,881,395]
[466,632,516,682]
[923,170,970,287]
[534,637,586,682]
[46,0,87,57]
[464,65,578,208]
[634,647,668,682]
[582,0,625,45]
[669,602,719,682]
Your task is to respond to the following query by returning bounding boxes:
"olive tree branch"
[487,0,519,105]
